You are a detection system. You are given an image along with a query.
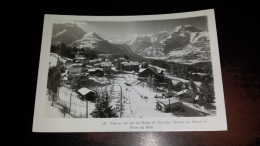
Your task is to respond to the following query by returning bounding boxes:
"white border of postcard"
[33,9,227,132]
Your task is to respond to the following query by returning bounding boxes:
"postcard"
[33,9,227,132]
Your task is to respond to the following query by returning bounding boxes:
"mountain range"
[51,24,211,64]
[51,24,139,58]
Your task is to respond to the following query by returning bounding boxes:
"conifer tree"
[200,80,215,103]
[90,92,117,118]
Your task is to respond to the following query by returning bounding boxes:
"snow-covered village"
[46,18,216,118]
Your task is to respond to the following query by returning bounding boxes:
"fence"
[47,89,88,118]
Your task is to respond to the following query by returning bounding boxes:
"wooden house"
[139,67,164,81]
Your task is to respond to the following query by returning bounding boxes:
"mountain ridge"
[52,24,210,64]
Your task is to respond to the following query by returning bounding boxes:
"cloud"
[53,20,87,29]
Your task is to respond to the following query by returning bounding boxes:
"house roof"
[77,87,94,96]
[94,63,101,66]
[89,60,96,63]
[88,68,104,72]
[139,67,162,76]
[176,89,195,97]
[101,62,112,67]
[192,73,208,76]
[122,61,139,66]
[84,65,93,68]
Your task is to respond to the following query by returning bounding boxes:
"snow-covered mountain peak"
[158,31,168,34]
[178,25,202,32]
[83,32,104,40]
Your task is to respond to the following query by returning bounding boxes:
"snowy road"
[115,75,175,118]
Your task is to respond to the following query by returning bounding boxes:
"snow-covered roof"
[101,62,112,67]
[192,73,208,76]
[119,57,126,60]
[111,67,117,71]
[88,68,104,72]
[77,87,94,96]
[176,89,188,96]
[74,57,86,60]
[63,76,68,80]
[176,89,195,97]
[123,62,139,66]
[194,95,199,100]
[85,65,93,68]
[89,60,97,63]
[88,69,96,72]
[139,68,146,73]
[94,63,101,66]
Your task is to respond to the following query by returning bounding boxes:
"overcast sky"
[54,16,208,39]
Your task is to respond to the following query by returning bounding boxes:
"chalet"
[120,62,139,72]
[139,67,164,81]
[155,98,183,112]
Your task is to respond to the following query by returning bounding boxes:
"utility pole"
[118,83,122,118]
[169,97,171,112]
[69,93,72,113]
[86,95,88,118]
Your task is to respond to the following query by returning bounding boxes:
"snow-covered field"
[114,75,176,118]
[44,94,73,118]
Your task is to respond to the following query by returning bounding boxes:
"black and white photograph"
[47,17,216,119]
[33,9,227,132]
